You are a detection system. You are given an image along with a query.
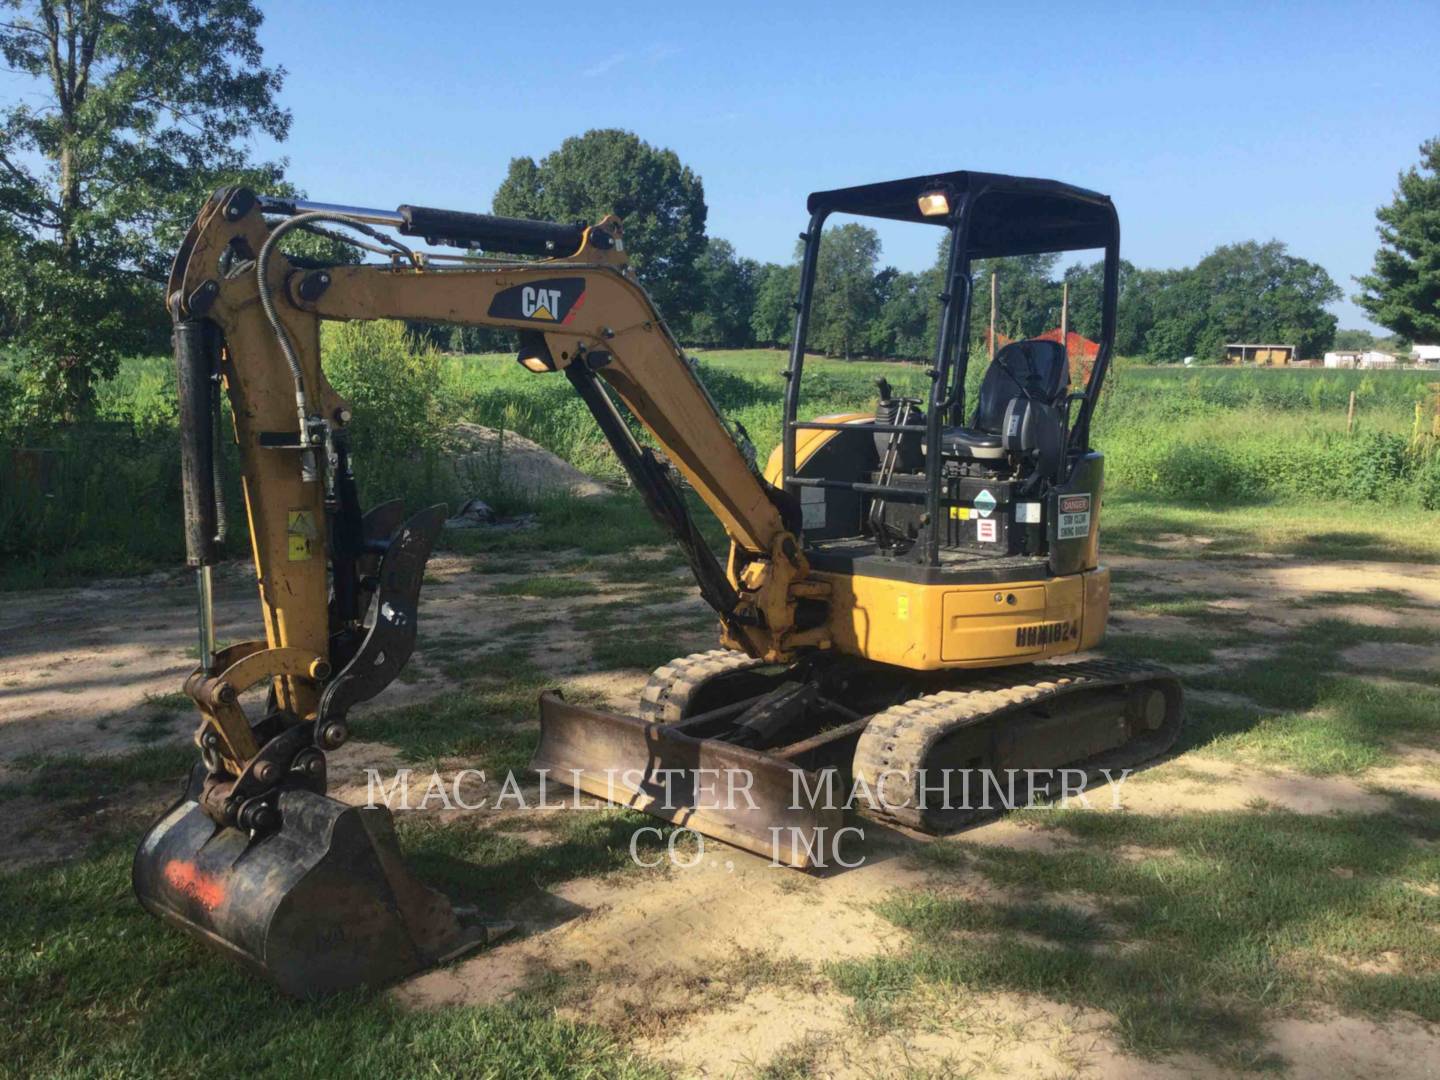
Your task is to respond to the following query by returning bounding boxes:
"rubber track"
[638,648,767,724]
[852,657,1183,832]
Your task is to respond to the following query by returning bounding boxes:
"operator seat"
[940,339,1070,461]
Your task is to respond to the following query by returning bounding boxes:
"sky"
[13,1,1440,330]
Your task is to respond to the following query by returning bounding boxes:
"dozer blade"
[134,766,482,998]
[534,692,845,868]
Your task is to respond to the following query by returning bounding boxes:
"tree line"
[1,0,1437,427]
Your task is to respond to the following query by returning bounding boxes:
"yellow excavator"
[137,171,1182,997]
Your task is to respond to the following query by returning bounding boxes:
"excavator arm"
[137,186,835,995]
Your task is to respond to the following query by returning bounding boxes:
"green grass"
[591,631,702,673]
[8,347,1440,588]
[362,652,558,768]
[490,575,600,599]
[2,745,195,802]
[835,798,1440,1068]
[0,833,666,1078]
[1103,493,1440,562]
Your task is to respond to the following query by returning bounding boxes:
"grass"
[0,833,667,1079]
[835,798,1440,1068]
[2,745,195,802]
[1103,493,1440,562]
[490,575,600,599]
[362,647,564,768]
[9,346,1439,589]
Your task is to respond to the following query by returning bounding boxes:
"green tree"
[807,223,882,359]
[1356,136,1440,343]
[971,253,1063,345]
[1191,241,1340,359]
[1333,328,1377,351]
[492,129,707,325]
[684,238,758,347]
[1134,243,1339,362]
[750,262,798,346]
[871,268,933,359]
[0,0,290,420]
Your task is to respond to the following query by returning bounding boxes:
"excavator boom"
[137,187,832,994]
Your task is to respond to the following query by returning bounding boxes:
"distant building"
[1324,350,1361,368]
[1225,343,1295,365]
[1413,345,1440,365]
[1358,350,1397,369]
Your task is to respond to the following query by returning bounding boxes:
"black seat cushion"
[940,427,1005,459]
[971,339,1070,432]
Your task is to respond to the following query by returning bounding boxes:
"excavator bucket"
[134,765,483,998]
[533,692,847,868]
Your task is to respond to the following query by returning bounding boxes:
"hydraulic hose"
[253,211,416,453]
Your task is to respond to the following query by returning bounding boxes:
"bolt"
[216,682,237,704]
[253,760,278,785]
[240,802,280,833]
[333,407,352,425]
[202,731,221,750]
[319,721,349,749]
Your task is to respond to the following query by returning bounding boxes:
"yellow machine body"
[760,416,1109,671]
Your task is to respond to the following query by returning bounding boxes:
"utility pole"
[1060,281,1069,352]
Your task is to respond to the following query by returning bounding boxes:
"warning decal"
[287,509,319,561]
[1057,494,1091,540]
[977,518,997,543]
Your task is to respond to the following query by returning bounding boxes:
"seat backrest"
[971,339,1070,433]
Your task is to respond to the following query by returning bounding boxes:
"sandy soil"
[3,549,1439,1077]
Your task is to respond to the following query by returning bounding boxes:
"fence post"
[1346,390,1356,435]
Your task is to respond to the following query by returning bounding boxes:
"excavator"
[137,170,1182,998]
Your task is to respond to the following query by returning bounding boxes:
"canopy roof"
[806,170,1117,258]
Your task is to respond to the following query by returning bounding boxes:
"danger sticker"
[1057,494,1091,540]
[976,518,997,543]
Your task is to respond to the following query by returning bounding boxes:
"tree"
[750,262,798,346]
[1128,242,1339,362]
[1333,328,1377,351]
[492,129,707,325]
[970,253,1062,346]
[806,223,882,359]
[871,268,932,359]
[1190,241,1340,359]
[0,0,291,420]
[1356,136,1440,343]
[684,238,758,347]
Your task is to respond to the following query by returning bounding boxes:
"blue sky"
[16,2,1440,329]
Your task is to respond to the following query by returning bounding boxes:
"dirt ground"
[2,547,1439,1078]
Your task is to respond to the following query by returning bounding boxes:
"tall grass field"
[3,335,1438,587]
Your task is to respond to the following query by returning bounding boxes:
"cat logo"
[488,277,587,324]
[521,286,562,320]
[1015,619,1079,648]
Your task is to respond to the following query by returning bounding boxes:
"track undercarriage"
[533,649,1184,868]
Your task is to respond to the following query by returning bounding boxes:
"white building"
[1324,351,1360,368]
[1358,350,1397,368]
[1413,344,1440,365]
